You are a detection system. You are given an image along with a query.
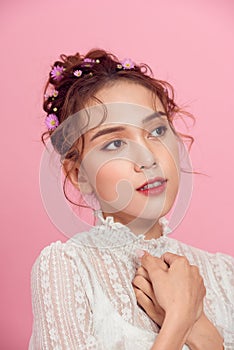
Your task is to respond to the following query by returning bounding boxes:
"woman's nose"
[132,141,157,172]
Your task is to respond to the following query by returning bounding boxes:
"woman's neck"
[102,211,163,240]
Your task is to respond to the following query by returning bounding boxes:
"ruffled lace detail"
[72,211,172,249]
[95,210,171,235]
[158,216,172,236]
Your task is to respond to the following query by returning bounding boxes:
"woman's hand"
[133,252,206,328]
[133,252,223,350]
[132,252,206,349]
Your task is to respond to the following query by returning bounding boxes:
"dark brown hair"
[42,48,195,207]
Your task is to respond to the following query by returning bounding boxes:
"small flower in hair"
[50,65,64,81]
[52,90,59,97]
[121,58,135,70]
[82,58,95,67]
[74,69,82,77]
[83,58,95,63]
[45,114,59,130]
[116,63,123,69]
[44,89,59,100]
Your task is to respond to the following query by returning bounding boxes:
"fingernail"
[136,249,145,259]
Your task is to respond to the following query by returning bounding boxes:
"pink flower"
[83,58,95,63]
[82,58,95,67]
[45,114,59,130]
[50,66,64,81]
[74,70,82,77]
[121,58,135,70]
[44,89,58,99]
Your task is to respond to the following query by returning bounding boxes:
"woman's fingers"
[140,252,168,280]
[133,270,156,304]
[161,252,182,266]
[133,264,166,326]
[135,266,150,281]
[133,286,165,326]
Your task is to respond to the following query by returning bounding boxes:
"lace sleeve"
[211,253,234,350]
[29,241,99,350]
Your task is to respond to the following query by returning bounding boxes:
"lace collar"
[71,211,172,249]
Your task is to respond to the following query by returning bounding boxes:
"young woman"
[29,49,233,349]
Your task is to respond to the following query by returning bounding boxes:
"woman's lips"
[137,177,167,196]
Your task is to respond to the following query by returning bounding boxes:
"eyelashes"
[101,139,126,151]
[149,125,168,138]
[100,125,168,152]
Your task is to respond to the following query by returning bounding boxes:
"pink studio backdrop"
[1,0,233,348]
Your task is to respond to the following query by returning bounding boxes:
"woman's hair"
[42,48,194,206]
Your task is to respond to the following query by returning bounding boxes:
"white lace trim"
[80,211,173,249]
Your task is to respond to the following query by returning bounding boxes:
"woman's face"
[77,80,180,226]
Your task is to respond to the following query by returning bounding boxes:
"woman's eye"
[102,139,125,151]
[150,126,167,137]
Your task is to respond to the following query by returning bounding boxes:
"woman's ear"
[62,159,93,194]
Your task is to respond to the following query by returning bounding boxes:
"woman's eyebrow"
[90,126,125,141]
[89,112,167,142]
[142,111,167,124]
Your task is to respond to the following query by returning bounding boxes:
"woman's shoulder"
[169,237,233,284]
[30,235,95,297]
[166,238,234,299]
[31,240,69,277]
[31,226,106,275]
[166,236,234,269]
[31,234,87,271]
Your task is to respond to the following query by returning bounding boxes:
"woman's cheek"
[94,161,132,203]
[81,152,123,202]
[95,169,117,202]
[163,136,180,180]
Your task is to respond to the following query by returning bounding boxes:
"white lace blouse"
[29,216,234,349]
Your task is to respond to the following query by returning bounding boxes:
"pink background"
[1,0,234,348]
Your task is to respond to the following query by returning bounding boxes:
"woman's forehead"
[92,80,162,109]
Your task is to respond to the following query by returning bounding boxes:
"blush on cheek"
[95,171,119,202]
[95,162,118,201]
[95,162,134,205]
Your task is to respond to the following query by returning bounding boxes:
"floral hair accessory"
[44,89,59,100]
[121,58,135,70]
[116,63,123,69]
[81,58,96,67]
[45,113,59,130]
[52,90,59,97]
[50,65,64,81]
[74,69,82,77]
[83,58,95,63]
